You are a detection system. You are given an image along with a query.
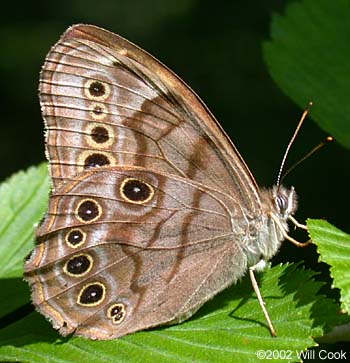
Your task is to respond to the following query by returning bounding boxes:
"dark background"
[1,0,349,268]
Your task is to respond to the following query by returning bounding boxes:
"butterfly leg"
[270,213,312,247]
[249,261,277,337]
[287,215,314,246]
[288,215,307,230]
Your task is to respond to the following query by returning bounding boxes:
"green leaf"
[0,263,337,363]
[263,0,350,148]
[0,164,49,318]
[307,219,350,313]
[0,163,49,279]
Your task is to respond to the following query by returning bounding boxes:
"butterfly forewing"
[39,24,261,213]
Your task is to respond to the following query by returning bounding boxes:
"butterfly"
[24,24,308,339]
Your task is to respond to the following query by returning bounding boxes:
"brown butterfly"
[24,24,308,340]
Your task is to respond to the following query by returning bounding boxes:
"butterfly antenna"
[276,102,313,187]
[280,135,334,184]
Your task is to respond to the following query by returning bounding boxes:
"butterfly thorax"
[244,185,298,267]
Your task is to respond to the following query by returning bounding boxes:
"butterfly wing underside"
[25,24,265,339]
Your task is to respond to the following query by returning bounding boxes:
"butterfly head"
[254,185,298,262]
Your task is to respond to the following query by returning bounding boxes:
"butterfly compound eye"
[275,187,297,217]
[276,194,288,213]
